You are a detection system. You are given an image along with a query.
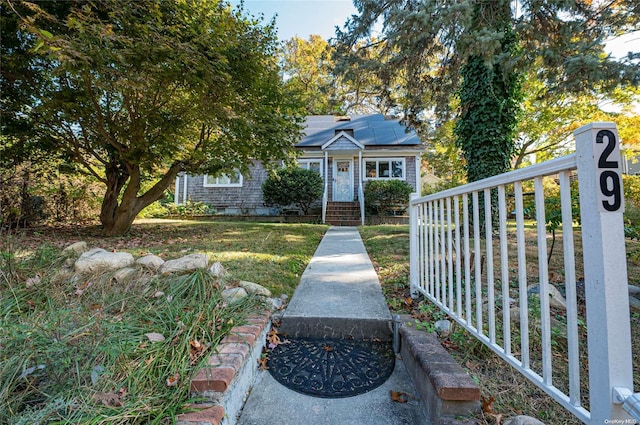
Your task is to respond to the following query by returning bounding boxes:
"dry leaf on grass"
[322,344,333,352]
[166,373,180,387]
[481,395,496,414]
[189,340,207,364]
[92,387,127,407]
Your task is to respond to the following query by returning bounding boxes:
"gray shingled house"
[174,114,423,225]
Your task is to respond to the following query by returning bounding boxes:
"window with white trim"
[298,159,323,176]
[364,158,405,179]
[203,171,243,187]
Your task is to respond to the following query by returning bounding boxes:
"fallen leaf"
[166,373,180,387]
[481,395,496,414]
[145,332,166,342]
[257,357,269,370]
[267,329,281,348]
[189,340,206,363]
[322,344,333,352]
[390,390,408,403]
[92,392,123,407]
[144,356,155,366]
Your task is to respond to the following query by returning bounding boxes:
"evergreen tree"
[335,0,639,180]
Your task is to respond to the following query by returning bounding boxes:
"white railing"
[409,123,635,424]
[358,182,365,225]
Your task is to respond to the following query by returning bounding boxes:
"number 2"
[597,129,618,169]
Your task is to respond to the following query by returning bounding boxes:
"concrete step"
[278,227,391,340]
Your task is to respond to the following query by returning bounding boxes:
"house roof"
[296,114,422,148]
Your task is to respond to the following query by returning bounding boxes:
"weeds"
[1,250,259,424]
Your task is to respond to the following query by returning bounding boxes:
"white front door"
[333,159,353,201]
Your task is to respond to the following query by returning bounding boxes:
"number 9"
[600,170,622,211]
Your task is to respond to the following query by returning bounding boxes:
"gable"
[322,132,365,151]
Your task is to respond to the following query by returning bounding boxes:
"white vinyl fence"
[409,123,637,424]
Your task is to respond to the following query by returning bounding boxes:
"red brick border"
[177,310,272,425]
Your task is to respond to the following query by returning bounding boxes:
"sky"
[230,0,357,41]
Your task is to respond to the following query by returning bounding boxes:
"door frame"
[332,158,354,201]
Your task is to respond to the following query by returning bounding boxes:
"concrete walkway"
[237,227,426,425]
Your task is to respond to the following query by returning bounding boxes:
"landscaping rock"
[75,248,135,273]
[208,261,226,277]
[160,253,208,274]
[629,296,640,312]
[136,254,165,271]
[112,267,138,284]
[266,297,284,310]
[504,415,545,425]
[63,241,88,255]
[222,287,247,303]
[434,319,452,337]
[527,283,567,309]
[239,280,271,297]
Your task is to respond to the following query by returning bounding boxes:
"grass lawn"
[3,219,638,424]
[0,219,327,424]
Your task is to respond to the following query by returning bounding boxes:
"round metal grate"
[267,337,395,398]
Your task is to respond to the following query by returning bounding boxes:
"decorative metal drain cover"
[267,337,395,398]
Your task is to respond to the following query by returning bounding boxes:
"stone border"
[176,310,272,425]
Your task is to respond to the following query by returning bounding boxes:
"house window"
[203,171,243,187]
[364,158,405,179]
[298,160,323,176]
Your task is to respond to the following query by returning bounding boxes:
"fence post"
[410,193,419,298]
[574,122,634,424]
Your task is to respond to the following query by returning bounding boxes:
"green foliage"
[280,35,344,115]
[623,175,640,239]
[454,22,523,182]
[262,167,324,215]
[6,0,302,236]
[364,180,414,215]
[164,201,216,217]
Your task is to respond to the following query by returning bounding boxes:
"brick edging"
[176,310,272,425]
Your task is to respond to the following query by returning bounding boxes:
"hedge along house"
[174,114,423,225]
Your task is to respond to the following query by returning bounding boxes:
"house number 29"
[595,129,624,212]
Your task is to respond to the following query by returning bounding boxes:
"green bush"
[364,180,414,215]
[165,200,216,217]
[262,167,323,215]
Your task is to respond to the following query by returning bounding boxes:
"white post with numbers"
[575,122,634,424]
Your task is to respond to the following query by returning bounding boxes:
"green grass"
[0,220,328,424]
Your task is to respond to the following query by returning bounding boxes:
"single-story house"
[174,114,423,225]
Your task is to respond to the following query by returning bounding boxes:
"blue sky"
[230,0,357,41]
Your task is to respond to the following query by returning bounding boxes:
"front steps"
[325,201,362,226]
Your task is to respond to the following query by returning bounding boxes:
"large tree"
[335,0,639,181]
[4,0,302,235]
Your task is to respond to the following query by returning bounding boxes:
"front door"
[333,159,353,201]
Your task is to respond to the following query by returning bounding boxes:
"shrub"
[262,167,323,215]
[165,200,216,217]
[364,180,414,215]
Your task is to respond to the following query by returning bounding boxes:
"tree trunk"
[100,161,183,236]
